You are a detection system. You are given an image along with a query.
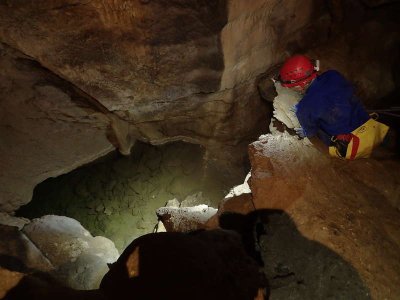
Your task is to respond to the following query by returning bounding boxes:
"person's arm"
[295,102,319,138]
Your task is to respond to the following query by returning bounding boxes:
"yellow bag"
[329,117,389,160]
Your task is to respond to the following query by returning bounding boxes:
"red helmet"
[279,55,317,88]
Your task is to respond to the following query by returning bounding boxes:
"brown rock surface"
[249,132,400,299]
[206,193,255,228]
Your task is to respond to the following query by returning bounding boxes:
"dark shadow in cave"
[3,230,265,300]
[3,275,107,300]
[218,209,371,300]
[2,210,370,300]
[100,229,266,300]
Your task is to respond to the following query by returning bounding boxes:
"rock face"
[0,0,334,211]
[0,44,114,212]
[248,132,400,299]
[0,1,228,112]
[0,0,399,261]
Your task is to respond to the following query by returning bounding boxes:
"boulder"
[156,205,217,232]
[248,131,400,299]
[22,215,119,290]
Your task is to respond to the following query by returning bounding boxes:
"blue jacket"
[296,70,370,145]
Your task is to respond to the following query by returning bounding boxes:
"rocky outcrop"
[248,132,400,299]
[175,131,400,299]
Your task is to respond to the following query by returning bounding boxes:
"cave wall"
[0,0,399,212]
[0,44,114,212]
[309,0,400,107]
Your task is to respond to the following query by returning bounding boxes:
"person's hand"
[294,127,306,138]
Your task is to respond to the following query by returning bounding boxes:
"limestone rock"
[22,215,119,290]
[271,82,301,129]
[248,131,400,299]
[224,172,252,199]
[0,44,114,212]
[156,205,217,232]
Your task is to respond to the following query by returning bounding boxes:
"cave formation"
[1,1,400,299]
